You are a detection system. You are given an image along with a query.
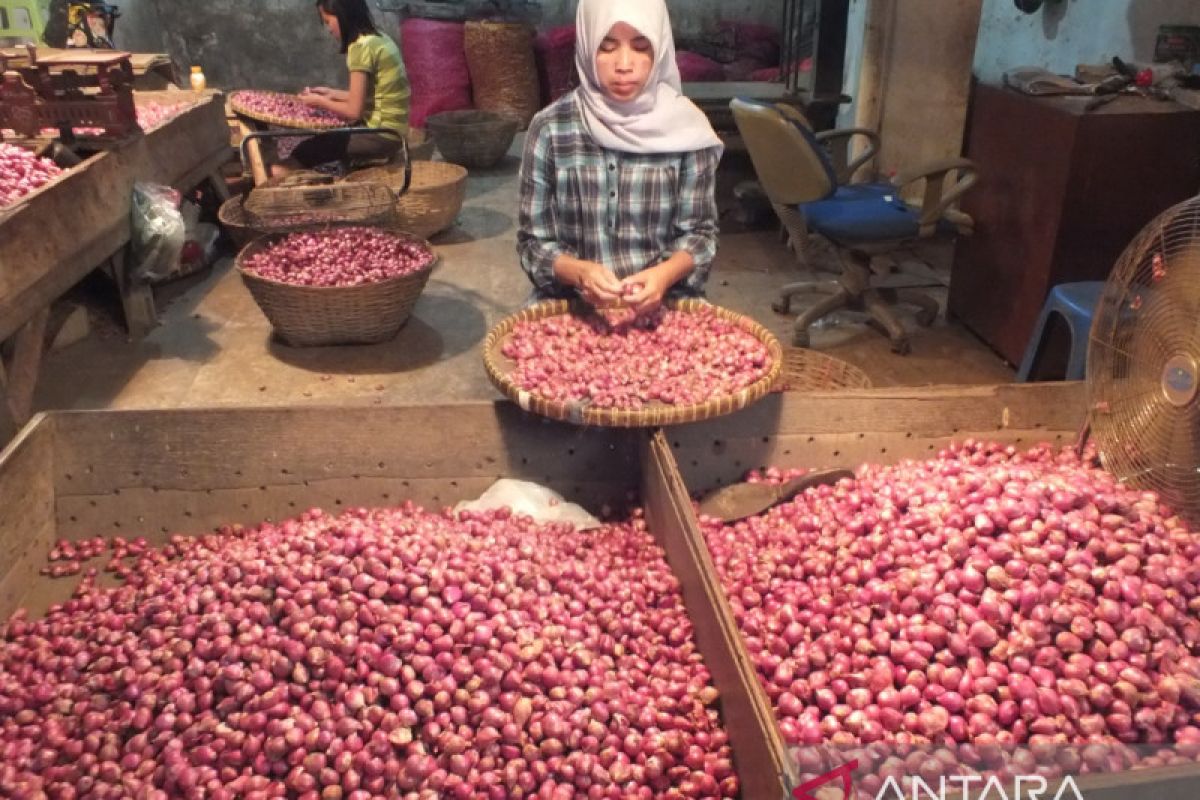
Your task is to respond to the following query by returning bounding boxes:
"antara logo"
[791,764,1088,800]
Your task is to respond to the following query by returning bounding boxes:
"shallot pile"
[0,143,64,207]
[232,90,348,128]
[502,307,773,408]
[700,441,1200,788]
[241,227,435,287]
[136,101,195,130]
[0,504,737,799]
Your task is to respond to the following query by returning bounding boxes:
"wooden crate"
[664,381,1200,799]
[0,401,786,800]
[0,89,231,342]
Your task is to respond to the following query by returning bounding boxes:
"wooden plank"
[0,415,57,620]
[238,120,269,185]
[642,430,795,800]
[1,306,49,426]
[668,383,1086,493]
[52,403,642,497]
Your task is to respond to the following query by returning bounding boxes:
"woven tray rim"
[483,299,783,428]
[229,90,347,131]
[779,347,873,392]
[235,226,440,291]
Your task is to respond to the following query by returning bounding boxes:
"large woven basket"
[236,227,439,347]
[345,161,467,238]
[483,299,784,427]
[464,21,541,129]
[777,347,872,392]
[229,90,347,131]
[426,110,519,169]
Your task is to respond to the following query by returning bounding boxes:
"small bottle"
[189,66,207,92]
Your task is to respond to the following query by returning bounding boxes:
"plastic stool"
[1016,281,1105,381]
[0,0,46,43]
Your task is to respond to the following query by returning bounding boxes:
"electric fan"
[1088,194,1200,522]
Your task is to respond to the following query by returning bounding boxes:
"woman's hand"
[303,86,335,97]
[621,265,675,316]
[575,261,624,307]
[297,89,328,109]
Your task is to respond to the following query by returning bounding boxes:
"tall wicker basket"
[426,110,519,169]
[237,226,439,347]
[464,20,541,128]
[345,161,468,238]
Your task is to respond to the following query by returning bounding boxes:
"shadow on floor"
[433,207,515,245]
[265,292,486,375]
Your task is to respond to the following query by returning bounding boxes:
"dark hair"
[315,0,379,53]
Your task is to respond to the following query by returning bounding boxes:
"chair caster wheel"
[772,298,791,315]
[792,330,811,348]
[890,337,911,355]
[916,308,938,327]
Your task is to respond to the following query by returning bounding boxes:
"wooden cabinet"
[949,84,1200,366]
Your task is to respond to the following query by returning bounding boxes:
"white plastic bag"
[131,182,186,282]
[454,479,603,530]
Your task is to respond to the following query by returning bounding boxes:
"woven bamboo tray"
[345,161,467,238]
[777,347,872,392]
[229,90,347,131]
[426,110,519,169]
[484,299,783,427]
[236,226,438,347]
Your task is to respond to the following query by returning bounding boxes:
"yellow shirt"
[347,33,410,136]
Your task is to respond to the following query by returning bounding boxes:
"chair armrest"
[892,157,978,236]
[814,127,880,184]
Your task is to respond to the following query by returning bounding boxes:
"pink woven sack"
[401,19,473,129]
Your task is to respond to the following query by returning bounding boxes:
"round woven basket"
[218,180,395,251]
[345,161,467,238]
[464,21,541,129]
[776,347,872,392]
[426,110,519,169]
[236,227,439,347]
[483,299,784,427]
[229,90,347,131]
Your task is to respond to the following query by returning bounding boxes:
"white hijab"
[574,0,722,154]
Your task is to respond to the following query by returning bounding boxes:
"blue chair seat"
[798,191,955,243]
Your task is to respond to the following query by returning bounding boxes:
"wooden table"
[0,90,232,440]
[948,85,1200,366]
[0,47,175,88]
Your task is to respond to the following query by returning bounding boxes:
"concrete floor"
[35,140,1014,413]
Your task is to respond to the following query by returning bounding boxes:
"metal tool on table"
[696,467,854,523]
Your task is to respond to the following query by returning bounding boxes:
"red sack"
[718,20,781,65]
[676,50,724,82]
[535,25,577,106]
[751,57,813,83]
[401,19,473,129]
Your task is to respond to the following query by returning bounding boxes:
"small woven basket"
[483,299,783,427]
[243,182,397,231]
[345,161,467,238]
[229,89,347,131]
[776,347,872,392]
[237,226,438,347]
[426,110,519,169]
[464,21,541,129]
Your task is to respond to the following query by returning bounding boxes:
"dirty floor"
[34,141,1014,413]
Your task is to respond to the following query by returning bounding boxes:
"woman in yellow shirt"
[289,0,411,168]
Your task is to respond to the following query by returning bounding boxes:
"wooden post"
[852,0,894,179]
[108,246,157,337]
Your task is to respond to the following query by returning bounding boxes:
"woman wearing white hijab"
[517,0,723,313]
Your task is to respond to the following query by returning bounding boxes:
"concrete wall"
[973,0,1200,85]
[110,0,782,91]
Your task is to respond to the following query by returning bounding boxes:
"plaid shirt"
[517,93,722,299]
